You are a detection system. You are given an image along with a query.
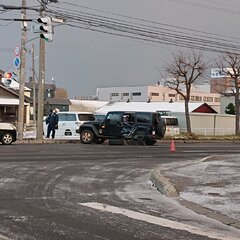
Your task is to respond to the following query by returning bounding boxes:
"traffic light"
[37,16,53,42]
[4,72,12,79]
[2,72,12,87]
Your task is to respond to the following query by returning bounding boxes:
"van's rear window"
[58,114,77,121]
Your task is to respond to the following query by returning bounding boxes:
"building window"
[122,93,129,96]
[168,94,175,98]
[190,96,202,101]
[197,96,202,101]
[132,92,141,96]
[111,93,119,96]
[203,97,213,102]
[150,92,159,96]
[214,97,220,102]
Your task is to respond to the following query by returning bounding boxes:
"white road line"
[79,202,238,240]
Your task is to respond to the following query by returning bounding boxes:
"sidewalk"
[151,155,240,229]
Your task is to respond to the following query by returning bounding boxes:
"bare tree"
[164,50,207,133]
[215,52,240,135]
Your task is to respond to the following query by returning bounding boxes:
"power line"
[46,5,240,54]
[64,22,238,54]
[57,2,240,41]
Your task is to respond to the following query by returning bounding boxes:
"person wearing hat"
[46,109,59,139]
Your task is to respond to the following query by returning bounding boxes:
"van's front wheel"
[80,130,94,144]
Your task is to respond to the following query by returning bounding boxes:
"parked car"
[79,111,166,145]
[44,112,95,139]
[161,116,180,136]
[0,123,17,145]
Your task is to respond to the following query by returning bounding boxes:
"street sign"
[13,57,21,69]
[14,45,21,56]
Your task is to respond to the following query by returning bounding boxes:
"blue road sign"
[13,57,21,69]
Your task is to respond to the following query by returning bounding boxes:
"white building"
[96,85,221,112]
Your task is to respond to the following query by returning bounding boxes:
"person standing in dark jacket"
[46,109,59,139]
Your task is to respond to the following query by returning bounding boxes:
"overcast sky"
[1,0,240,98]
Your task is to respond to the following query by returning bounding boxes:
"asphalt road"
[0,142,240,240]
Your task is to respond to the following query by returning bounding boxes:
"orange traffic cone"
[170,139,176,152]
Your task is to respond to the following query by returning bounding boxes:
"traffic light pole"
[36,9,46,141]
[17,0,27,141]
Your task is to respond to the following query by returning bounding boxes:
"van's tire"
[80,129,94,144]
[94,138,105,144]
[1,132,14,145]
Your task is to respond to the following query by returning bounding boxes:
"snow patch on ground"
[161,155,240,221]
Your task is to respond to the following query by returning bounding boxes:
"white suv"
[44,112,95,139]
[0,123,17,145]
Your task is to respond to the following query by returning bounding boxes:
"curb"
[150,169,178,197]
[151,168,240,230]
[179,199,240,230]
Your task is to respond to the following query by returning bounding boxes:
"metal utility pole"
[17,0,27,140]
[36,5,46,141]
